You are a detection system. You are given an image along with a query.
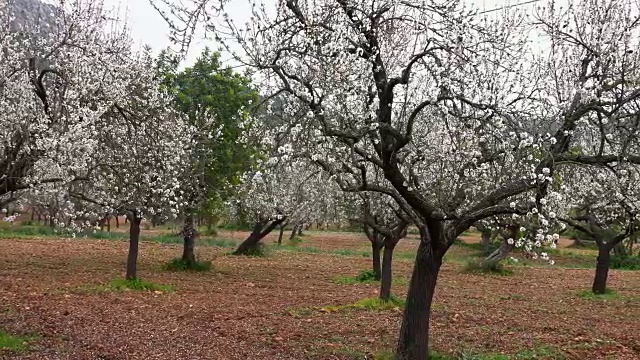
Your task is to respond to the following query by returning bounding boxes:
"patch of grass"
[610,255,640,270]
[0,329,38,353]
[332,249,370,257]
[576,288,619,300]
[463,259,514,276]
[320,296,405,313]
[200,238,237,248]
[333,270,410,286]
[96,278,174,292]
[287,236,303,246]
[288,307,313,317]
[146,234,182,244]
[162,258,212,272]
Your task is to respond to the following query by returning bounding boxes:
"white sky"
[99,0,539,68]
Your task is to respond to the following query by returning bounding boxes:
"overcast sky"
[100,0,538,67]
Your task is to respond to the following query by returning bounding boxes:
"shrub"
[163,258,212,272]
[610,255,640,270]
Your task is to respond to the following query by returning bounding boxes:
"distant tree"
[557,165,640,294]
[0,0,136,206]
[65,49,191,280]
[156,48,260,266]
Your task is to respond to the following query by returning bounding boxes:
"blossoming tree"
[155,0,640,357]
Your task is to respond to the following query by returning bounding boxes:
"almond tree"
[556,165,640,294]
[358,191,409,301]
[229,153,340,255]
[61,49,192,280]
[0,0,137,205]
[155,0,640,357]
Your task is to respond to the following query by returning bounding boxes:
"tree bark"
[278,225,285,244]
[592,245,612,294]
[396,225,444,360]
[371,241,382,280]
[480,239,513,269]
[115,215,120,229]
[289,223,299,240]
[480,229,491,255]
[125,213,142,280]
[181,214,196,265]
[380,243,395,301]
[233,218,285,255]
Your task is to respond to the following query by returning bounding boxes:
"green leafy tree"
[156,48,260,266]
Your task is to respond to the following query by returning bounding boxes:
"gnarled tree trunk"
[182,213,196,265]
[234,217,285,255]
[125,212,142,280]
[396,224,445,360]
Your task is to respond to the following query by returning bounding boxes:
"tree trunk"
[480,229,491,255]
[278,224,285,245]
[181,214,196,265]
[380,244,395,301]
[480,239,513,269]
[289,224,299,240]
[592,245,612,294]
[233,218,284,255]
[115,215,120,229]
[125,214,142,280]
[396,226,444,360]
[107,215,111,232]
[371,241,382,281]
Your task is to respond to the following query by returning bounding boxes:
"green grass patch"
[287,236,303,246]
[162,258,212,272]
[333,270,409,286]
[96,278,174,292]
[320,296,405,312]
[0,329,38,353]
[610,255,640,270]
[462,259,513,276]
[576,288,619,300]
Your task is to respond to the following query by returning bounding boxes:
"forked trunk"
[233,218,285,255]
[125,214,142,280]
[396,226,444,360]
[592,245,612,294]
[181,214,196,265]
[380,244,395,301]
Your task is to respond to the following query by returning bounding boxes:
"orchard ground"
[0,226,639,359]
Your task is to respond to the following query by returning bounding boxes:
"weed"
[162,258,212,272]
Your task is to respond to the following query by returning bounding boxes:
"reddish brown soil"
[0,235,638,359]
